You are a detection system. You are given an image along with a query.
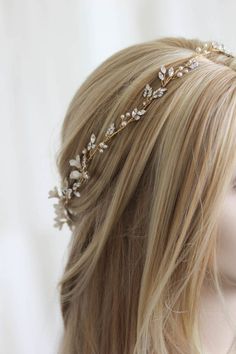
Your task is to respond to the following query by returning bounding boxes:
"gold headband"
[48,41,234,231]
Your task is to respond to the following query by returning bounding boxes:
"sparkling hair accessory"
[48,41,234,231]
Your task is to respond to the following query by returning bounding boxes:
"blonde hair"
[55,36,236,354]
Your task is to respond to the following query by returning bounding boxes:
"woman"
[49,36,236,353]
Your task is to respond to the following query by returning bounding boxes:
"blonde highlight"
[53,36,236,354]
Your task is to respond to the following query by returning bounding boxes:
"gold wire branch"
[48,41,234,231]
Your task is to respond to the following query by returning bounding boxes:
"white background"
[1,0,236,353]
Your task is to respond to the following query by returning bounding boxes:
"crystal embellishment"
[131,108,146,120]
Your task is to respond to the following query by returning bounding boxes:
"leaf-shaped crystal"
[70,170,81,179]
[160,65,166,74]
[168,67,174,77]
[138,109,146,115]
[105,122,115,137]
[98,141,108,152]
[160,87,167,92]
[69,154,81,169]
[90,133,96,143]
[143,84,153,98]
[158,72,164,81]
[61,186,73,199]
[189,61,199,69]
[87,141,96,150]
[132,108,146,120]
[152,87,167,98]
[66,188,73,199]
[132,108,138,118]
[99,142,108,149]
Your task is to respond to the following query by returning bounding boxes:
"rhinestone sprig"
[48,41,235,230]
[196,41,234,57]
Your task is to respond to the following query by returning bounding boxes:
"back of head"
[53,36,236,354]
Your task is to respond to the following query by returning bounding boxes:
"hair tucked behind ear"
[55,36,236,354]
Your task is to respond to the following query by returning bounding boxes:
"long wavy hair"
[54,36,236,354]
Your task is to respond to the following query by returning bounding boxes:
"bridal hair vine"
[48,41,234,231]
